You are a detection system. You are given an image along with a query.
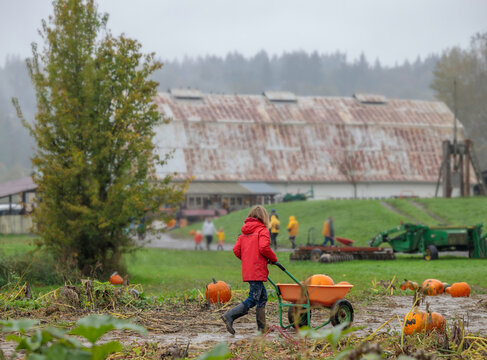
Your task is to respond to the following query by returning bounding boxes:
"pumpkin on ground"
[206,278,231,304]
[400,280,419,291]
[109,272,123,285]
[404,309,427,335]
[305,274,334,286]
[425,312,446,332]
[189,229,196,236]
[445,282,471,297]
[422,279,444,296]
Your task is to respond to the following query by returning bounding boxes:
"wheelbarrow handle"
[273,262,286,271]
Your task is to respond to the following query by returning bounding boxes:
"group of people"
[194,217,225,250]
[267,209,335,249]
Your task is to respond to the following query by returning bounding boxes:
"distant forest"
[0,50,440,182]
[154,50,439,99]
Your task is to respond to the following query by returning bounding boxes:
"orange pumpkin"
[425,312,446,332]
[400,280,419,291]
[422,279,443,296]
[110,272,123,285]
[166,219,177,229]
[404,309,427,335]
[189,229,196,236]
[337,281,351,286]
[305,274,334,286]
[206,278,231,304]
[446,282,470,297]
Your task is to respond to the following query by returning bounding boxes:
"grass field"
[2,235,486,298]
[0,234,37,255]
[175,198,487,247]
[1,197,486,298]
[127,248,487,297]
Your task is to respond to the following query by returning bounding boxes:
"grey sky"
[1,0,486,67]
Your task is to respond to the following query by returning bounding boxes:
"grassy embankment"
[175,197,487,247]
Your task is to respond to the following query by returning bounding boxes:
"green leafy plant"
[197,342,232,360]
[0,314,146,360]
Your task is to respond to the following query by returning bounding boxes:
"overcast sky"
[1,0,486,67]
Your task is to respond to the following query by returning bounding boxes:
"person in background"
[287,215,299,249]
[269,209,280,249]
[202,217,217,250]
[194,230,203,250]
[217,226,225,250]
[322,216,335,246]
[222,205,277,334]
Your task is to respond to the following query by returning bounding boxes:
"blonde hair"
[247,205,270,228]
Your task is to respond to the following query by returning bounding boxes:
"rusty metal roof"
[0,176,37,198]
[153,92,459,183]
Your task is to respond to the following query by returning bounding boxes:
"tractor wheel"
[424,245,439,260]
[330,299,354,327]
[288,306,311,329]
[310,249,323,262]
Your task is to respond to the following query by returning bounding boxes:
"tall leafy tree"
[13,0,185,276]
[431,32,487,170]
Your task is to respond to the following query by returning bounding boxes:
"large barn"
[153,89,462,214]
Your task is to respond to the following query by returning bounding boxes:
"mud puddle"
[1,295,486,358]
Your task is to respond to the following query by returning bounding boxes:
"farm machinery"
[289,227,395,263]
[369,223,487,260]
[289,223,487,262]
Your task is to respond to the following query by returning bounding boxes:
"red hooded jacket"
[233,217,278,281]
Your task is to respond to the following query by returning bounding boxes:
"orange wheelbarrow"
[268,262,354,329]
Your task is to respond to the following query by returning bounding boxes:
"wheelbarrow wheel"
[330,299,354,327]
[288,306,311,328]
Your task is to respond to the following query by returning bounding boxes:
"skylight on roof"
[170,88,203,100]
[263,91,297,102]
[353,93,387,104]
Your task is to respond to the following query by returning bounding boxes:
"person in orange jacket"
[287,215,299,249]
[322,216,335,246]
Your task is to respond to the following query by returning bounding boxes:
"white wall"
[270,182,444,200]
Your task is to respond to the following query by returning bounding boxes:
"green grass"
[415,197,487,226]
[127,248,487,296]
[0,234,37,255]
[383,199,440,224]
[1,234,486,298]
[174,197,487,247]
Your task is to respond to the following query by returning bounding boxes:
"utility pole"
[453,79,458,171]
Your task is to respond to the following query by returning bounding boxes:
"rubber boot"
[221,303,248,335]
[256,306,268,333]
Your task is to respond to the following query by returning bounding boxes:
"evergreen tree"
[13,0,185,276]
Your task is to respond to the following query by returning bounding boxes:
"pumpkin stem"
[212,278,217,284]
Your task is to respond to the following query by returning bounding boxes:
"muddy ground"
[1,294,486,358]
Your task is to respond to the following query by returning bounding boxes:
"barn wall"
[271,182,439,199]
[0,215,33,234]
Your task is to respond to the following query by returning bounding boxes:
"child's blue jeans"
[243,281,267,309]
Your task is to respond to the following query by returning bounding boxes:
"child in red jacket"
[221,205,277,334]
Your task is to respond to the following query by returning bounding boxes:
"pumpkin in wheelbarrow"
[305,274,334,286]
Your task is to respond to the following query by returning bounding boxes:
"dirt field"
[2,294,486,358]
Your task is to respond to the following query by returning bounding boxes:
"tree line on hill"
[154,50,438,99]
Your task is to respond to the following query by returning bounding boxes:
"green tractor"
[369,223,487,260]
